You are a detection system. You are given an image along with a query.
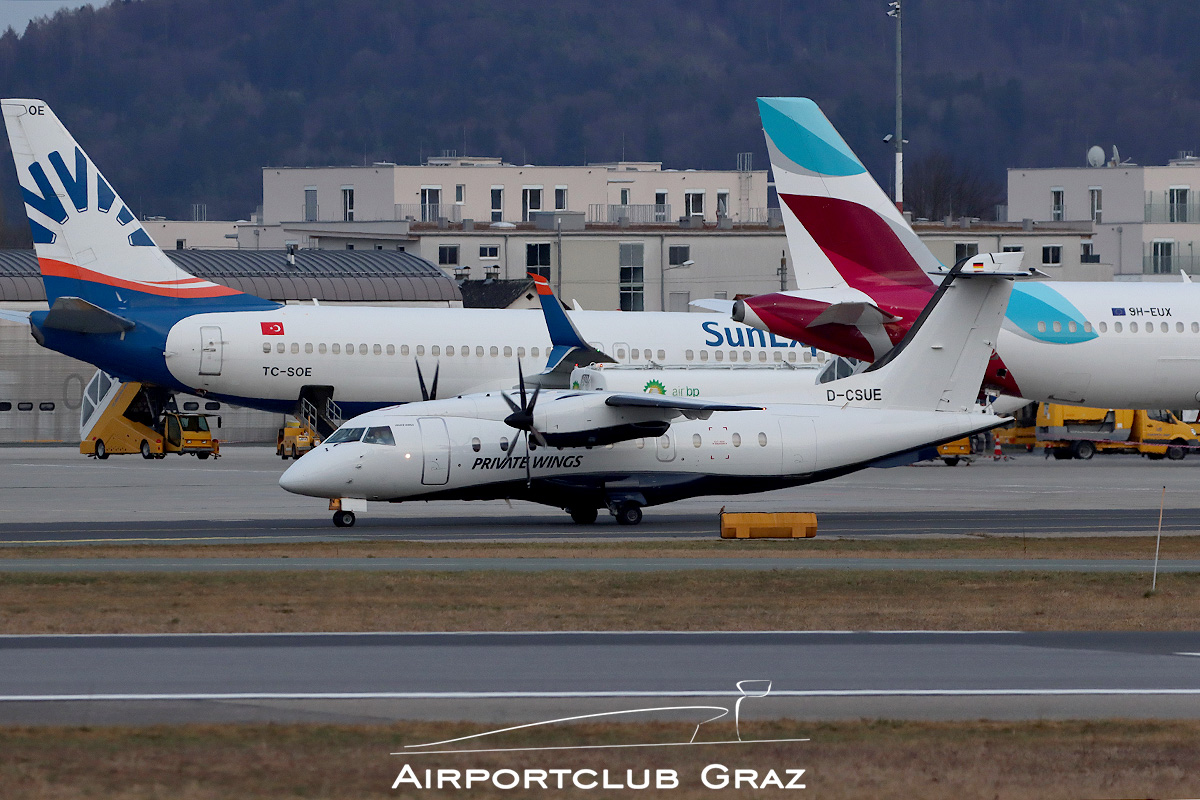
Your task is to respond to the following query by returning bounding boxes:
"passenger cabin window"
[262,343,271,353]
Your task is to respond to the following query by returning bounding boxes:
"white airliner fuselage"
[163,306,809,414]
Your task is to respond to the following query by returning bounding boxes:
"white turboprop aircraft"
[0,99,800,429]
[731,96,1200,409]
[280,254,1022,527]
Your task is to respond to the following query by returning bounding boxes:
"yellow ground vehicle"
[277,420,320,459]
[936,438,973,466]
[80,380,220,460]
[1015,403,1199,460]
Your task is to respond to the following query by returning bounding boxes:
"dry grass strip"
[6,534,1200,561]
[2,569,1199,634]
[2,719,1199,799]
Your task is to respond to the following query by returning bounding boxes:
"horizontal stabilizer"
[0,308,31,324]
[690,298,735,314]
[41,296,135,334]
[808,301,900,328]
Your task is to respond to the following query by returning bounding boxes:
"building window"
[655,190,668,222]
[1089,187,1102,223]
[555,186,568,211]
[175,239,186,250]
[526,242,551,278]
[304,187,318,221]
[685,190,705,217]
[342,187,354,222]
[619,188,631,206]
[668,245,690,266]
[955,242,980,262]
[438,245,460,266]
[1042,245,1062,266]
[1081,241,1098,263]
[479,245,499,259]
[1152,240,1174,274]
[345,243,354,250]
[421,187,441,222]
[455,184,465,204]
[522,187,543,222]
[619,242,645,311]
[716,190,729,218]
[490,187,503,222]
[1002,245,1024,252]
[1170,187,1190,222]
[1050,188,1063,221]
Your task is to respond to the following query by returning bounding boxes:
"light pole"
[887,0,903,210]
[661,258,694,311]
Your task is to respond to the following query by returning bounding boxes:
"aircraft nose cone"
[279,449,338,497]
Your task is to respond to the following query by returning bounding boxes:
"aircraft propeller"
[501,360,547,487]
[415,359,439,402]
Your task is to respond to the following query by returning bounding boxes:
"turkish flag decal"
[260,322,285,335]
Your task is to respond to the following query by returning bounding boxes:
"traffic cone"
[993,441,1003,461]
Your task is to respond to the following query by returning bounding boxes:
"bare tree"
[906,153,1004,221]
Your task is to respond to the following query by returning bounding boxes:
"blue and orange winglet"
[530,272,589,351]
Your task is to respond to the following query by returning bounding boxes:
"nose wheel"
[332,510,356,528]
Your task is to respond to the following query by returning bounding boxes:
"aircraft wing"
[0,308,31,324]
[603,393,760,422]
[530,391,760,447]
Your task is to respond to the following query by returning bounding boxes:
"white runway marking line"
[5,689,1200,703]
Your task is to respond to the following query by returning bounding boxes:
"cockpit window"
[325,426,365,444]
[362,426,396,446]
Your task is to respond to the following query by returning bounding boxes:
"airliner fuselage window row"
[259,341,821,364]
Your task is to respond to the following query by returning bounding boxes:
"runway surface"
[1,448,1197,542]
[3,556,1200,573]
[3,631,1200,724]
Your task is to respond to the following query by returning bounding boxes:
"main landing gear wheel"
[140,440,153,460]
[95,440,108,460]
[614,502,643,526]
[333,510,356,528]
[569,507,598,524]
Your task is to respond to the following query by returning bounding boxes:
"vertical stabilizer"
[1,99,266,311]
[758,97,939,298]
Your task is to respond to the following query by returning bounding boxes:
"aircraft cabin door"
[418,417,450,485]
[199,326,223,376]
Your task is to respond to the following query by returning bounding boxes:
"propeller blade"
[530,427,548,449]
[524,429,532,487]
[429,363,440,401]
[517,360,527,410]
[415,359,429,402]
[527,384,541,415]
[500,392,521,414]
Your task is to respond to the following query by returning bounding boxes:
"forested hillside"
[1,0,1198,237]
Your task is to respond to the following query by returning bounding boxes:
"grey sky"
[0,1,94,35]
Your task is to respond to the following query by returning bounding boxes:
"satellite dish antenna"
[1087,145,1105,167]
[1111,145,1121,166]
